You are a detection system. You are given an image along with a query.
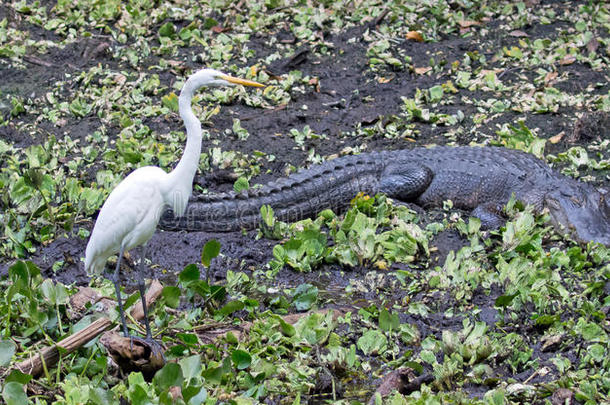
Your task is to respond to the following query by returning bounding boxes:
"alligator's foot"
[472,203,505,230]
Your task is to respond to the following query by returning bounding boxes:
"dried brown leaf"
[509,30,529,37]
[211,25,226,33]
[544,71,558,86]
[586,38,599,54]
[549,132,564,144]
[559,55,576,65]
[458,20,481,28]
[414,66,432,75]
[406,31,423,42]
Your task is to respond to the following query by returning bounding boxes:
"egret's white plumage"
[84,68,263,343]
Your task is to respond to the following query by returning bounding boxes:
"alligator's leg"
[379,164,434,201]
[472,203,505,230]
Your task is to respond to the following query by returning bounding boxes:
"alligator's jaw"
[546,186,610,246]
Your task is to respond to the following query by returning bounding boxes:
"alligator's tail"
[158,152,388,232]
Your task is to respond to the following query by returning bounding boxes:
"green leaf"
[419,349,437,364]
[179,355,202,382]
[41,279,57,305]
[428,85,444,103]
[378,309,400,332]
[278,318,296,337]
[201,239,221,268]
[231,349,252,370]
[292,283,318,311]
[357,329,387,356]
[158,22,176,38]
[162,286,181,308]
[179,264,200,283]
[495,293,518,308]
[153,363,184,392]
[2,382,28,405]
[0,341,16,367]
[4,370,31,385]
[8,261,29,285]
[233,177,249,193]
[579,322,605,342]
[161,93,179,112]
[202,17,219,30]
[260,204,275,227]
[217,300,245,316]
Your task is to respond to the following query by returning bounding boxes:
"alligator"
[159,146,610,246]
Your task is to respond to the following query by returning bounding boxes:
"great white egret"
[84,69,263,350]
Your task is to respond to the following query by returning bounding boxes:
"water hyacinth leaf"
[357,329,387,356]
[162,286,181,308]
[378,309,400,332]
[8,261,29,284]
[278,317,296,337]
[5,370,31,385]
[0,341,16,367]
[217,300,245,316]
[153,363,184,392]
[292,283,318,311]
[495,293,518,308]
[129,385,150,405]
[179,264,200,283]
[185,387,207,405]
[233,177,249,193]
[209,285,226,301]
[179,355,202,382]
[231,349,252,370]
[162,93,179,112]
[2,382,27,405]
[158,22,176,38]
[201,239,221,268]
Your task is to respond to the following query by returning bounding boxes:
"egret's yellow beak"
[219,75,264,87]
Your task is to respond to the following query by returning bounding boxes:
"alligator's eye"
[546,198,561,210]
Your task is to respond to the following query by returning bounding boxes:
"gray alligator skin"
[159,146,610,245]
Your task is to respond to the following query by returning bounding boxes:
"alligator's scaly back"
[160,151,390,231]
[159,146,610,245]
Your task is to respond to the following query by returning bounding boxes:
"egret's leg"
[112,246,129,337]
[138,245,153,340]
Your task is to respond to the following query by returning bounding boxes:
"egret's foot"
[129,335,166,365]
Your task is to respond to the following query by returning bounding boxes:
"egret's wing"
[85,167,167,274]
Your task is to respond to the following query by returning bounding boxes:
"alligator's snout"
[546,187,610,246]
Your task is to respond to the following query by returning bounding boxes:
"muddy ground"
[1,0,609,402]
[4,5,606,288]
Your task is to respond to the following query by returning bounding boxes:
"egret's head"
[189,68,264,89]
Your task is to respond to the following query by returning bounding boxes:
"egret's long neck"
[166,79,204,215]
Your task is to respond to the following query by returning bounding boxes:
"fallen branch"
[14,280,163,377]
[15,317,112,377]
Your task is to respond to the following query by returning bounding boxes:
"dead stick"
[14,280,163,377]
[130,280,164,321]
[15,317,112,376]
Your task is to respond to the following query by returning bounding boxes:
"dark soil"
[11,11,606,287]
